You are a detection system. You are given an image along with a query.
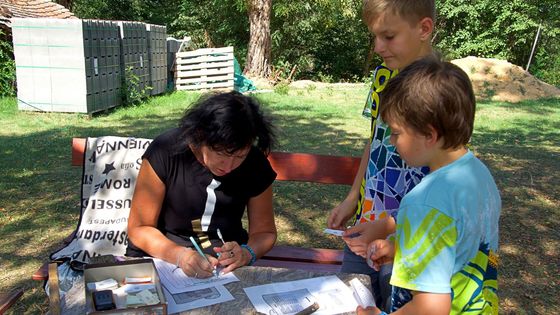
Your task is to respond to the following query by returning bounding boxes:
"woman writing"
[126,91,277,278]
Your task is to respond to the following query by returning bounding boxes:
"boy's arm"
[327,142,370,229]
[356,291,450,315]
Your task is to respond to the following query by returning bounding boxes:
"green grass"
[1,89,558,314]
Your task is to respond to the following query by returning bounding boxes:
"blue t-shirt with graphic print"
[391,150,501,314]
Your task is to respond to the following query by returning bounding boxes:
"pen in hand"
[217,228,226,245]
[189,236,218,277]
[216,228,226,258]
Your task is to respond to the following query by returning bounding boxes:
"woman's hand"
[214,241,250,274]
[176,248,218,278]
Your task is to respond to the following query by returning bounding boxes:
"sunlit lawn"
[1,88,558,314]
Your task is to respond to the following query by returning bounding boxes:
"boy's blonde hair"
[363,0,435,26]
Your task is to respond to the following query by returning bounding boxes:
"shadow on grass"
[472,115,559,313]
[0,94,366,313]
[0,112,185,313]
[4,95,557,314]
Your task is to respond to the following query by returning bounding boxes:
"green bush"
[531,40,560,88]
[122,66,152,105]
[274,81,290,95]
[0,30,16,97]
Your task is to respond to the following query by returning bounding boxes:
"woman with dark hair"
[126,91,277,278]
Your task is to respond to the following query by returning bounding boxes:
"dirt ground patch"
[267,57,560,103]
[451,56,560,102]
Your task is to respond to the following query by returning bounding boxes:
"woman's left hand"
[214,241,250,274]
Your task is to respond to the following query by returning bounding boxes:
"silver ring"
[229,251,235,258]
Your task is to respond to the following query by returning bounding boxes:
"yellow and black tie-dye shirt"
[354,64,428,226]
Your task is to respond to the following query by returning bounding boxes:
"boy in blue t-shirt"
[359,57,501,314]
[328,0,435,309]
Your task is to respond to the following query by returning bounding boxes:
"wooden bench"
[0,289,24,314]
[33,138,360,280]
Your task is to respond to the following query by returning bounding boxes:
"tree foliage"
[70,0,141,21]
[0,30,16,97]
[66,0,559,85]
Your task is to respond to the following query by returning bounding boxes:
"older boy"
[359,57,501,314]
[327,0,434,308]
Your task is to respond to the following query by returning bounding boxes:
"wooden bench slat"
[262,245,344,265]
[253,259,342,273]
[32,264,49,282]
[268,151,360,185]
[0,289,24,314]
[71,138,86,166]
[71,138,361,185]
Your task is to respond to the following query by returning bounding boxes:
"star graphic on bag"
[102,161,116,175]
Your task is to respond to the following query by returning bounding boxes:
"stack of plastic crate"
[12,18,122,113]
[83,19,122,112]
[118,21,150,101]
[147,24,167,95]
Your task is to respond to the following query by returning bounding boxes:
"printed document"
[153,258,239,294]
[244,275,359,315]
[163,284,234,314]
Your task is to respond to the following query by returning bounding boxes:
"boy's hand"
[342,223,372,257]
[356,305,383,315]
[327,198,356,230]
[367,239,395,271]
[342,220,393,257]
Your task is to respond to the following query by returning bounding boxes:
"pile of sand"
[451,56,560,103]
[253,57,560,103]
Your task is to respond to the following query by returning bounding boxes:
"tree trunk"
[244,0,271,78]
[363,35,376,77]
[203,29,215,48]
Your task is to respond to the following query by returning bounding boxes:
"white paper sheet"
[244,275,359,315]
[153,258,239,294]
[163,283,234,314]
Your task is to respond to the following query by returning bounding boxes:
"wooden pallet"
[174,46,234,91]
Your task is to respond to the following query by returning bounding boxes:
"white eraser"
[86,278,118,291]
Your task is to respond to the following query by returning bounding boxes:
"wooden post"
[48,263,61,315]
[526,24,542,72]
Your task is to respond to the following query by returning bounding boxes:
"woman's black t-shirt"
[126,128,276,257]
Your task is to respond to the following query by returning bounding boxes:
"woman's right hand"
[176,248,218,278]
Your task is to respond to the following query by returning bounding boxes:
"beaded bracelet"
[241,244,256,266]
